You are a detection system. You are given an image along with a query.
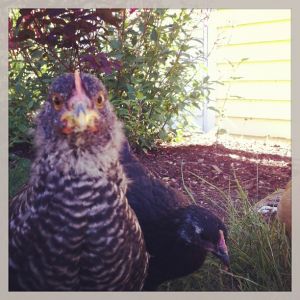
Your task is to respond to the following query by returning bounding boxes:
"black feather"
[120,141,229,290]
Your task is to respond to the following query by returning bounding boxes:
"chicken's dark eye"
[96,93,105,108]
[52,94,64,110]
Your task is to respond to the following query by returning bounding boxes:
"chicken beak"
[61,70,99,133]
[213,247,230,268]
[213,230,230,268]
[74,102,88,130]
[62,102,99,133]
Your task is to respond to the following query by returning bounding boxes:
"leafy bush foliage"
[9,9,210,149]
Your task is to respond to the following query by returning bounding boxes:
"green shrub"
[9,156,31,198]
[9,9,211,150]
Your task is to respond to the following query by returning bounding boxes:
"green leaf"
[28,100,34,109]
[114,52,123,60]
[110,39,121,49]
[203,76,209,83]
[208,106,220,114]
[126,84,135,99]
[31,49,43,59]
[217,128,227,135]
[131,35,138,46]
[138,23,145,33]
[136,91,145,100]
[230,95,243,99]
[150,29,158,41]
[191,38,203,44]
[241,57,249,62]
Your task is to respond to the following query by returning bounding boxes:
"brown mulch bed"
[135,144,291,218]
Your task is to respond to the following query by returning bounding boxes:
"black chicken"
[120,142,229,290]
[9,71,149,291]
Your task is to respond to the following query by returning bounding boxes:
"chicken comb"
[74,70,84,97]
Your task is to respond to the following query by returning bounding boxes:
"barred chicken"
[9,71,149,291]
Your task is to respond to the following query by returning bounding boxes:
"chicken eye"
[96,93,105,108]
[52,94,64,110]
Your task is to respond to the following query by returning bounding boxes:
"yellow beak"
[61,103,99,133]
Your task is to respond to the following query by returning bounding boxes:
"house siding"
[208,9,291,140]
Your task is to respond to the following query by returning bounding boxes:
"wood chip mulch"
[135,144,291,219]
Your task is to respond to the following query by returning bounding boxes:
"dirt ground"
[135,143,291,218]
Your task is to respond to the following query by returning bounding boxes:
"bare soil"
[135,143,291,218]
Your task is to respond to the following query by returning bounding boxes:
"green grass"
[158,172,291,291]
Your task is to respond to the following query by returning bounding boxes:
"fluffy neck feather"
[32,102,126,181]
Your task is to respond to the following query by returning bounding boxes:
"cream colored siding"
[214,9,291,24]
[217,81,290,100]
[217,42,290,61]
[217,61,290,81]
[208,9,291,140]
[221,100,290,120]
[220,118,290,138]
[217,21,290,44]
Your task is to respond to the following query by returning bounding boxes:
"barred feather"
[9,72,149,291]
